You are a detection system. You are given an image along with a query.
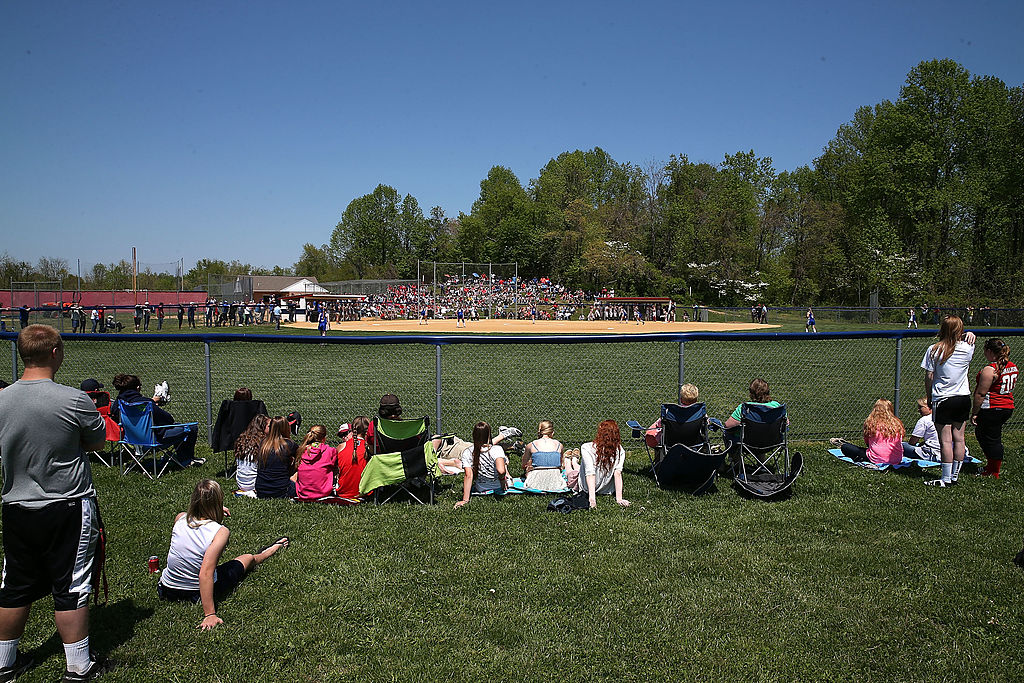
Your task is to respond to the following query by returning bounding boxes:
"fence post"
[10,340,17,383]
[893,337,903,417]
[204,341,214,446]
[435,344,442,435]
[678,340,685,394]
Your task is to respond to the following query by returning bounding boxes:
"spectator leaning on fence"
[922,315,976,488]
[0,325,112,680]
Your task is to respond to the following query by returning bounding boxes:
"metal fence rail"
[4,329,1021,449]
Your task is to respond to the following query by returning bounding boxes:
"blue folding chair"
[627,403,725,494]
[116,400,198,479]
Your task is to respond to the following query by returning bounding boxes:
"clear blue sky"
[2,0,1022,273]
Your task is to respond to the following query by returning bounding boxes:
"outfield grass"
[5,432,1024,682]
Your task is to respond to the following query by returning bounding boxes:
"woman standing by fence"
[973,339,1017,478]
[921,316,976,487]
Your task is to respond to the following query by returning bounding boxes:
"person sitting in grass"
[234,414,269,497]
[901,397,941,461]
[157,479,289,631]
[334,417,370,499]
[434,424,521,477]
[829,399,905,466]
[295,425,337,501]
[521,420,566,491]
[453,422,512,508]
[572,419,630,508]
[255,416,298,499]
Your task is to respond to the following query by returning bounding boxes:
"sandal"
[257,536,291,555]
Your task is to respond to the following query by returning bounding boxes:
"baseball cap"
[80,378,104,392]
[337,422,352,438]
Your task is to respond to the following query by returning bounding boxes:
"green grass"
[6,433,1024,682]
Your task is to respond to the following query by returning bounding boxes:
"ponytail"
[984,338,1011,374]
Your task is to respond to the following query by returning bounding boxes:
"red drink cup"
[148,556,160,573]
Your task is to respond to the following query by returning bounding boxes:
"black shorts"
[0,498,100,611]
[934,394,971,425]
[157,559,246,603]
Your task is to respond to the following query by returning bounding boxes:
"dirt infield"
[289,319,779,334]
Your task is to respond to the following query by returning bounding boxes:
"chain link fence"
[703,306,1024,327]
[5,330,1022,451]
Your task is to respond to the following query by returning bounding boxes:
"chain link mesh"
[7,332,1021,449]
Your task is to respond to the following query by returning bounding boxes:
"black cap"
[286,411,302,435]
[378,393,402,418]
[80,378,104,392]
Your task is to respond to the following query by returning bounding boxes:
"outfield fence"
[2,330,1021,453]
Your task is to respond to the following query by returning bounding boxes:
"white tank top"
[160,515,224,591]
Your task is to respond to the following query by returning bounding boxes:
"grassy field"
[5,434,1024,682]
[2,319,1023,681]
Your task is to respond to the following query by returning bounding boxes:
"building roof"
[250,275,321,292]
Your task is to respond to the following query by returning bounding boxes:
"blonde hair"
[187,479,224,527]
[679,384,699,405]
[537,420,554,438]
[298,425,328,458]
[915,397,930,411]
[863,399,904,442]
[930,315,964,366]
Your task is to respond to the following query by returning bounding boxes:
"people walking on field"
[922,315,976,487]
[973,338,1017,479]
[908,307,918,329]
[806,308,817,333]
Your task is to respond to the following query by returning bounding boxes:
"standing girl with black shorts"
[921,315,976,487]
[973,338,1017,478]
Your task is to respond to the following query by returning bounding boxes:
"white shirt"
[921,341,975,401]
[160,516,224,591]
[460,444,506,491]
[579,442,625,495]
[911,414,939,456]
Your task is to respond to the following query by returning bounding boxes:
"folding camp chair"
[726,402,803,498]
[211,398,268,475]
[371,415,430,455]
[86,390,122,467]
[627,403,725,494]
[360,441,440,505]
[116,400,199,479]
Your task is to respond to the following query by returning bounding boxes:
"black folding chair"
[627,403,725,494]
[727,403,803,498]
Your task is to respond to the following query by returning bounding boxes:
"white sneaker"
[924,478,951,487]
[498,426,522,440]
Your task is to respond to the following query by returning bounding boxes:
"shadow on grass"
[29,599,154,668]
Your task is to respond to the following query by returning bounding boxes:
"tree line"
[6,59,1020,306]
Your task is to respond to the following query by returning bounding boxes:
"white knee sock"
[64,636,90,674]
[0,638,20,668]
[951,460,963,481]
[941,462,953,483]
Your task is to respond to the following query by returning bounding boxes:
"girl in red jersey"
[334,417,370,498]
[972,338,1017,478]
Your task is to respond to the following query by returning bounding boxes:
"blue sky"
[2,0,1022,272]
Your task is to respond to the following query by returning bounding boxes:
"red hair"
[863,399,904,442]
[593,420,621,471]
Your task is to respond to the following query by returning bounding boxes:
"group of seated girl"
[233,414,371,500]
[449,418,629,509]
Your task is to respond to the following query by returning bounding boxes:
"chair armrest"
[625,420,643,438]
[152,422,200,431]
[707,418,724,431]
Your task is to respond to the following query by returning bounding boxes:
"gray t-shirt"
[0,379,105,508]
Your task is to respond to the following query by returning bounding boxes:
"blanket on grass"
[827,448,981,471]
[470,478,570,496]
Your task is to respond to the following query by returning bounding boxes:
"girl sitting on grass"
[830,399,905,466]
[335,417,370,498]
[157,479,289,631]
[574,419,630,508]
[234,414,269,497]
[255,416,298,499]
[453,422,509,508]
[295,425,337,501]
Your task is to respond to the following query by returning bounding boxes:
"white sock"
[941,462,953,483]
[64,636,90,674]
[951,460,963,481]
[0,638,19,668]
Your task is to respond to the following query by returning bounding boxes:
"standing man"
[187,302,196,329]
[18,306,30,330]
[273,302,282,331]
[0,325,112,680]
[142,303,151,332]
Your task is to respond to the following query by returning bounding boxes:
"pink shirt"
[295,443,337,500]
[866,434,903,465]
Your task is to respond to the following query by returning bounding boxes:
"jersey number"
[1001,372,1018,394]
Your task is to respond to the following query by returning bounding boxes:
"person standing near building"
[0,325,112,680]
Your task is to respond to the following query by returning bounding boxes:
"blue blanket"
[828,448,980,471]
[470,478,570,496]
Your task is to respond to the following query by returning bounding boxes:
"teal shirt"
[730,401,782,422]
